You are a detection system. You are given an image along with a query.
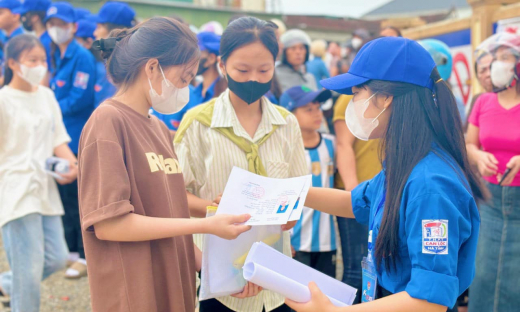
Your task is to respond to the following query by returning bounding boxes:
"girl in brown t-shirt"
[78,17,253,312]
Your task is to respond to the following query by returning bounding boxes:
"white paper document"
[216,167,312,225]
[199,226,285,301]
[243,242,357,307]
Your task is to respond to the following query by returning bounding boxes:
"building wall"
[69,0,280,27]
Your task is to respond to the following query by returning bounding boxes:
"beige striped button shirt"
[175,90,307,312]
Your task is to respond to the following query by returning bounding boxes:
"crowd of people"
[0,1,519,312]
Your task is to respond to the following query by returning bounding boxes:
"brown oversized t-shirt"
[78,100,196,312]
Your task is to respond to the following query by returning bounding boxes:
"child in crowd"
[280,85,337,278]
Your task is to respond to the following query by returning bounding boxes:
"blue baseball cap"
[0,0,21,11]
[279,86,332,111]
[44,2,75,23]
[76,19,96,39]
[197,31,221,55]
[12,0,50,15]
[74,7,90,22]
[92,2,135,28]
[321,37,437,95]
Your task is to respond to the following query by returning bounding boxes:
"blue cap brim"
[320,72,370,95]
[11,7,26,15]
[293,89,332,110]
[44,14,74,24]
[90,14,105,24]
[198,43,220,55]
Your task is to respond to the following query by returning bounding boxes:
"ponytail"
[92,17,199,89]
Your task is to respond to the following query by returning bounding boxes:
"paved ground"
[0,237,92,312]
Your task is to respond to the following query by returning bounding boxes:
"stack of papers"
[199,167,312,300]
[216,167,312,225]
[243,242,357,307]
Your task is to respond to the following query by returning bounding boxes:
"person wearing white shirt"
[0,34,77,312]
[175,16,307,312]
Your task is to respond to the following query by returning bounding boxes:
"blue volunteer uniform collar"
[53,38,79,61]
[6,26,24,40]
[51,39,80,74]
[194,76,219,100]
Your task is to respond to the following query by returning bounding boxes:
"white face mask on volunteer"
[48,26,73,45]
[18,63,47,87]
[351,37,363,50]
[345,92,386,141]
[148,64,190,115]
[490,61,518,90]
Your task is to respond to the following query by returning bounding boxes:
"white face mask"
[345,92,385,141]
[351,37,363,50]
[340,47,348,58]
[18,63,47,87]
[48,26,73,45]
[490,61,517,90]
[149,65,190,115]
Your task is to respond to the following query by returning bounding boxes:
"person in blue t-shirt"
[0,0,24,65]
[91,2,135,108]
[45,1,96,280]
[15,0,52,71]
[74,7,90,22]
[74,11,95,49]
[152,31,227,132]
[286,37,487,312]
[75,18,115,109]
[92,1,135,40]
[306,39,329,89]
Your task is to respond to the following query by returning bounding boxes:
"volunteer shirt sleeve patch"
[74,72,90,89]
[422,220,448,255]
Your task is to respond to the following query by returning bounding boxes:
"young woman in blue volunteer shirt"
[16,0,53,68]
[92,1,135,108]
[45,1,96,279]
[0,0,25,62]
[285,37,486,312]
[46,2,96,155]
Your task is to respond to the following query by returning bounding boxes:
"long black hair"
[365,68,488,271]
[3,34,44,86]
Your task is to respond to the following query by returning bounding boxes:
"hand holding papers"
[216,167,312,225]
[199,168,313,301]
[243,242,357,307]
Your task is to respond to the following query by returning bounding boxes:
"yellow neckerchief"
[174,97,290,176]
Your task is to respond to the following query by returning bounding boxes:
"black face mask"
[22,15,33,31]
[226,74,272,105]
[197,57,208,76]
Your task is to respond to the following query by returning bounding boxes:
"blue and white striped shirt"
[291,133,337,252]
